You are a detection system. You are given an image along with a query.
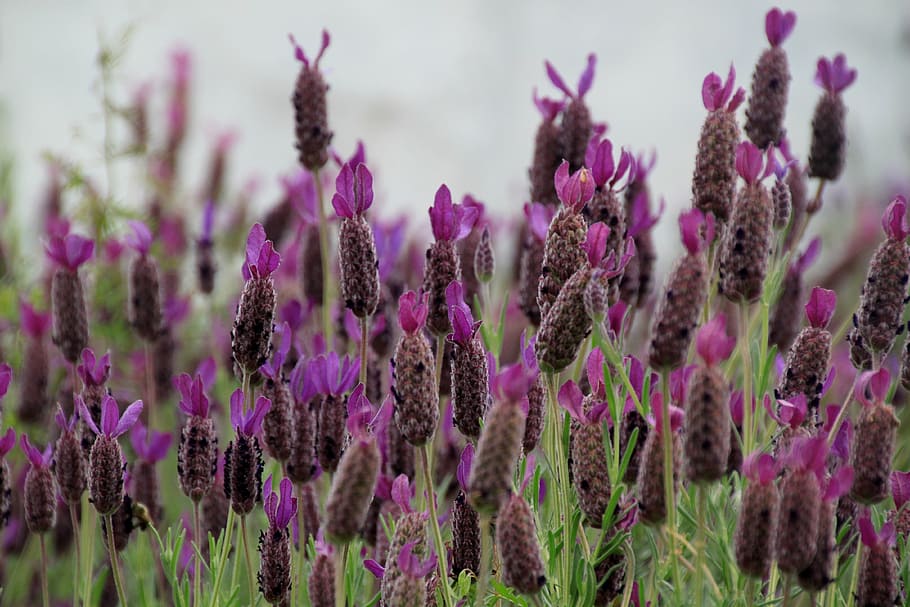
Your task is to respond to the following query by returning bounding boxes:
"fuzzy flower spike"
[55,405,86,506]
[423,184,480,336]
[648,209,714,370]
[20,434,56,533]
[17,301,51,424]
[775,436,826,574]
[854,196,910,357]
[233,223,280,376]
[693,65,745,223]
[529,89,568,206]
[537,161,596,321]
[0,427,15,527]
[797,464,854,592]
[125,220,163,341]
[518,202,555,326]
[734,452,780,578]
[850,367,898,505]
[334,162,380,318]
[392,291,439,446]
[719,142,776,303]
[545,53,597,171]
[856,515,898,607]
[745,8,796,149]
[224,389,270,515]
[777,287,836,419]
[78,394,143,516]
[446,280,489,441]
[175,372,218,502]
[129,422,171,525]
[258,476,298,604]
[637,392,684,525]
[290,30,333,170]
[808,54,856,181]
[312,352,359,472]
[685,314,736,483]
[45,232,94,363]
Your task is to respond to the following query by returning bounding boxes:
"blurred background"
[1,0,909,260]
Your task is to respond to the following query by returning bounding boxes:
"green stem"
[208,507,237,607]
[105,514,129,607]
[620,540,636,607]
[694,485,707,607]
[294,484,307,607]
[846,541,862,607]
[781,575,793,607]
[81,504,96,607]
[193,501,202,607]
[144,342,157,435]
[421,445,454,607]
[241,515,257,605]
[69,504,81,607]
[744,578,756,607]
[359,317,369,386]
[39,534,50,607]
[544,372,571,601]
[314,169,333,344]
[334,544,347,607]
[659,369,682,603]
[242,370,252,413]
[476,514,492,607]
[434,334,446,394]
[739,304,754,455]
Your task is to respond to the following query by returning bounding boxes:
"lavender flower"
[692,66,745,223]
[775,436,825,574]
[312,352,358,472]
[528,91,567,206]
[224,389,270,515]
[797,466,854,592]
[54,406,86,506]
[125,221,163,341]
[808,54,857,181]
[519,202,554,326]
[850,369,898,505]
[45,232,94,363]
[78,394,143,516]
[734,452,779,578]
[258,476,298,605]
[197,200,217,294]
[232,223,281,376]
[175,373,219,502]
[392,291,439,446]
[496,493,546,595]
[286,356,319,484]
[333,162,380,318]
[452,445,480,577]
[17,301,51,424]
[20,434,56,533]
[856,516,899,607]
[290,30,333,171]
[381,476,428,604]
[777,287,835,418]
[260,323,294,463]
[637,394,684,525]
[446,280,489,441]
[129,422,171,525]
[745,9,796,149]
[545,54,597,171]
[620,154,661,308]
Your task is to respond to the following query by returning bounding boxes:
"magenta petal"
[0,428,15,458]
[804,287,836,329]
[331,192,354,219]
[398,291,428,334]
[795,238,822,273]
[588,139,615,187]
[669,365,696,406]
[126,220,153,255]
[454,203,481,241]
[77,396,101,436]
[868,368,890,403]
[728,391,744,426]
[882,195,909,241]
[701,72,723,111]
[20,434,46,468]
[100,395,119,436]
[494,364,531,404]
[524,203,555,241]
[584,222,610,266]
[557,380,586,423]
[695,314,735,366]
[585,349,606,398]
[607,300,628,337]
[544,60,573,97]
[335,163,356,211]
[245,224,266,273]
[346,384,372,436]
[457,443,474,492]
[612,149,633,188]
[229,388,244,430]
[553,161,570,203]
[765,8,797,47]
[391,474,413,513]
[20,301,51,339]
[355,164,374,213]
[678,208,706,255]
[824,465,854,501]
[735,142,764,184]
[891,471,910,509]
[577,53,597,98]
[245,396,271,435]
[743,451,776,485]
[364,559,385,580]
[263,475,278,522]
[429,184,455,242]
[65,234,95,269]
[858,516,877,548]
[257,240,281,276]
[277,478,297,527]
[0,363,11,400]
[114,400,144,438]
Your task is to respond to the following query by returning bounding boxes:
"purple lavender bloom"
[125,220,153,256]
[260,322,292,381]
[859,516,895,549]
[735,142,775,185]
[882,195,910,240]
[332,162,374,219]
[175,373,212,418]
[679,208,715,255]
[765,8,797,47]
[20,301,51,339]
[533,88,566,121]
[805,287,836,329]
[544,53,596,100]
[0,428,15,457]
[554,160,595,213]
[445,281,481,347]
[78,395,144,439]
[397,540,436,578]
[701,65,746,112]
[20,434,53,470]
[558,380,610,426]
[814,54,857,95]
[695,314,736,367]
[289,29,330,70]
[44,233,94,271]
[229,389,271,436]
[311,352,359,397]
[398,291,430,335]
[263,476,298,529]
[77,348,112,388]
[0,363,11,401]
[585,138,634,190]
[130,422,172,463]
[742,451,777,486]
[242,223,281,281]
[428,185,479,243]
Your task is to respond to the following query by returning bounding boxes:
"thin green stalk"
[781,575,793,607]
[144,342,157,434]
[82,505,97,607]
[744,578,756,607]
[193,501,202,607]
[434,334,446,394]
[314,169,333,343]
[104,514,129,606]
[659,369,682,603]
[69,503,81,607]
[739,303,754,455]
[544,372,571,601]
[694,485,707,607]
[208,507,237,607]
[241,515,257,605]
[421,445,454,607]
[476,514,492,607]
[39,534,50,607]
[294,484,307,607]
[359,316,369,386]
[620,540,636,607]
[334,544,347,607]
[846,541,862,607]
[242,370,252,413]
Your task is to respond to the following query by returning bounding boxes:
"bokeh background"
[2,0,909,259]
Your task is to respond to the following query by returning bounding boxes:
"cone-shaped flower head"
[393,291,439,446]
[20,434,56,533]
[290,30,333,170]
[637,392,684,524]
[46,232,93,363]
[175,372,218,502]
[233,224,280,375]
[776,286,836,411]
[335,162,380,318]
[496,493,547,595]
[17,301,51,424]
[259,475,297,604]
[808,54,856,180]
[850,368,899,505]
[546,54,596,171]
[529,89,568,206]
[856,515,899,607]
[735,451,780,578]
[745,9,796,149]
[125,220,163,341]
[775,436,826,574]
[53,405,86,504]
[798,464,854,592]
[225,389,269,515]
[312,352,358,472]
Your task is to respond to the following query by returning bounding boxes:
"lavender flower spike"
[20,434,56,533]
[234,223,280,376]
[334,162,380,318]
[259,475,298,604]
[78,394,144,439]
[229,389,272,436]
[809,54,856,180]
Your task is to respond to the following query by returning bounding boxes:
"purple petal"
[612,149,634,188]
[0,428,15,457]
[585,349,606,399]
[553,161,570,203]
[556,166,595,213]
[494,363,531,403]
[346,384,372,436]
[334,164,356,215]
[794,238,822,274]
[391,474,413,513]
[678,208,707,255]
[245,396,271,435]
[244,223,266,278]
[429,184,455,242]
[587,139,614,187]
[445,281,476,345]
[583,222,610,266]
[230,388,244,429]
[331,192,354,219]
[398,291,429,334]
[607,300,628,337]
[20,434,46,468]
[729,390,744,426]
[263,474,278,523]
[19,301,51,339]
[524,203,555,241]
[891,471,910,509]
[277,478,297,527]
[577,53,597,98]
[125,220,153,255]
[719,64,736,110]
[735,142,764,184]
[457,443,474,493]
[857,515,878,548]
[823,465,853,501]
[790,435,828,478]
[100,395,119,436]
[147,429,173,462]
[257,240,281,277]
[882,196,909,241]
[765,8,796,47]
[557,380,586,423]
[65,234,95,269]
[544,60,573,97]
[743,451,776,485]
[364,559,385,580]
[696,314,736,366]
[77,396,101,436]
[114,399,144,438]
[669,365,696,406]
[354,164,374,214]
[701,72,723,111]
[532,88,565,122]
[805,287,836,329]
[130,423,148,458]
[0,364,11,400]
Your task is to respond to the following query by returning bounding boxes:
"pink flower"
[524,202,556,241]
[44,233,94,271]
[398,541,436,579]
[765,8,797,47]
[881,195,909,241]
[584,138,634,190]
[557,380,609,426]
[19,301,51,339]
[130,422,172,464]
[229,389,271,436]
[701,65,745,112]
[428,185,479,242]
[260,323,292,380]
[445,281,481,346]
[822,465,854,502]
[398,291,430,335]
[311,352,358,396]
[858,515,896,549]
[695,314,736,366]
[0,428,15,458]
[805,287,836,329]
[174,373,211,418]
[854,368,890,408]
[678,208,715,255]
[891,471,910,510]
[532,88,566,122]
[263,476,298,528]
[76,348,111,388]
[125,220,153,255]
[20,434,53,469]
[735,142,775,185]
[814,54,857,95]
[78,394,143,439]
[742,451,777,485]
[457,444,473,493]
